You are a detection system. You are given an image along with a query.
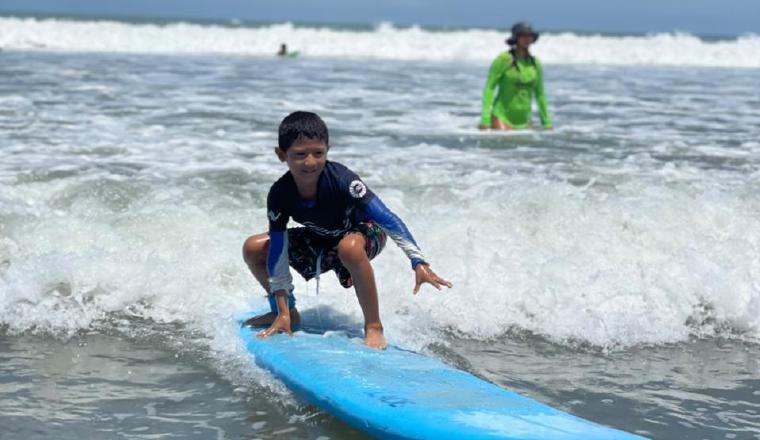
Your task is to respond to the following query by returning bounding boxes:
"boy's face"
[275,137,328,184]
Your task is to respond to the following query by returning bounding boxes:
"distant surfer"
[479,22,553,130]
[242,112,452,349]
[277,43,299,58]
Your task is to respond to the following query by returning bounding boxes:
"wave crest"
[1,17,758,67]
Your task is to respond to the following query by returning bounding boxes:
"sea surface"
[1,16,760,440]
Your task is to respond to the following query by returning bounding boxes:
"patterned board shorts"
[288,221,387,289]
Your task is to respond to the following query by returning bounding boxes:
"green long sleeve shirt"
[480,52,553,129]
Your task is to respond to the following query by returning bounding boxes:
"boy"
[243,111,451,349]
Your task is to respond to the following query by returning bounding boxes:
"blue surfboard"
[239,312,646,440]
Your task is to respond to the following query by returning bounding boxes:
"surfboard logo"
[268,210,282,222]
[349,180,367,198]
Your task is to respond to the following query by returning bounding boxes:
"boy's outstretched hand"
[257,314,293,339]
[413,264,453,294]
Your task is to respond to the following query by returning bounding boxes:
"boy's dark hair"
[278,111,329,151]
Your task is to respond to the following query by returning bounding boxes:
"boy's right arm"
[257,279,294,338]
[257,191,295,339]
[266,229,293,298]
[265,184,293,297]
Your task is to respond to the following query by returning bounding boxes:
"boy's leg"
[241,233,300,328]
[242,233,271,290]
[337,233,386,349]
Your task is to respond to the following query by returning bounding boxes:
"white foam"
[341,146,760,349]
[3,147,759,351]
[1,44,759,356]
[1,17,759,68]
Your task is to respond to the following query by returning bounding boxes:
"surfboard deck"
[238,311,646,440]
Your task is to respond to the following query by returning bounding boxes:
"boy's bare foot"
[364,323,387,350]
[243,308,301,329]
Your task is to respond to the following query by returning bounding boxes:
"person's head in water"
[278,43,288,56]
[276,111,329,183]
[506,22,539,51]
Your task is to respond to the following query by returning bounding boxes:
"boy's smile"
[276,137,328,198]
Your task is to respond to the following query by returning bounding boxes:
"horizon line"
[0,10,748,40]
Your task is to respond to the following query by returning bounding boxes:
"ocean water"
[1,16,760,67]
[1,16,760,440]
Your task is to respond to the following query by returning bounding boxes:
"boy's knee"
[337,234,367,265]
[242,233,269,263]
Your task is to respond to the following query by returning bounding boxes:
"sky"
[0,0,756,36]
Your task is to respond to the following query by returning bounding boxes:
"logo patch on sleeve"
[268,210,282,222]
[349,180,367,198]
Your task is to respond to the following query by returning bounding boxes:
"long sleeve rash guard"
[266,161,427,294]
[480,52,552,129]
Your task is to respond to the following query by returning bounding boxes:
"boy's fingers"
[431,274,452,288]
[257,322,291,339]
[421,277,441,290]
[412,272,453,295]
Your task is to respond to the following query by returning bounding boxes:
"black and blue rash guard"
[266,161,427,294]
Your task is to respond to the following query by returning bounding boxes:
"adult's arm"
[480,53,509,127]
[535,58,553,129]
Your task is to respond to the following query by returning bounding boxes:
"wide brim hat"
[506,22,539,45]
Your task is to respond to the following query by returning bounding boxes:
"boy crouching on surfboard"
[242,111,452,349]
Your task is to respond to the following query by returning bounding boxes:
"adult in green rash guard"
[479,22,552,130]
